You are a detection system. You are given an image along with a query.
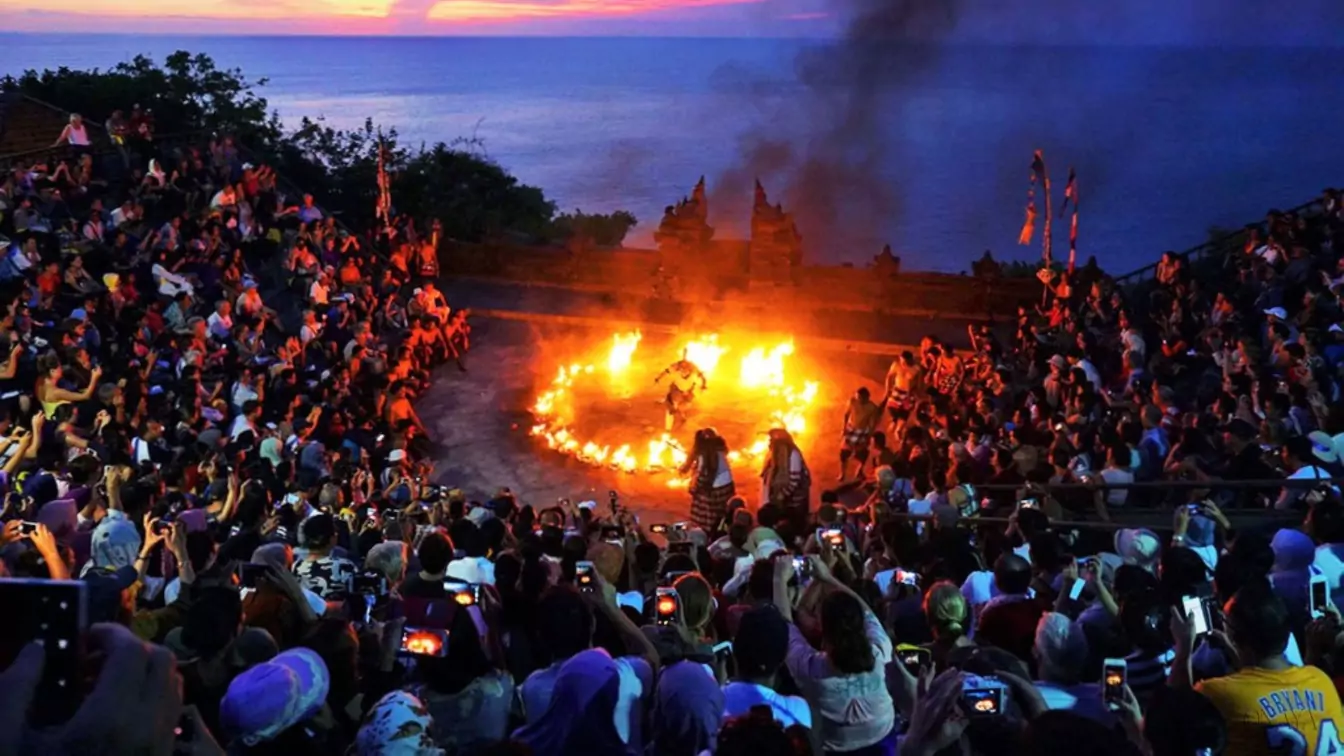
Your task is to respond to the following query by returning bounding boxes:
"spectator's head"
[733,605,790,684]
[354,691,440,756]
[994,553,1033,596]
[415,532,454,578]
[536,586,594,661]
[364,541,407,585]
[819,590,875,674]
[1142,687,1228,756]
[1119,590,1170,656]
[923,580,969,641]
[673,572,714,635]
[299,514,337,553]
[717,708,809,756]
[1226,579,1291,662]
[219,648,331,748]
[652,659,725,756]
[1033,612,1089,685]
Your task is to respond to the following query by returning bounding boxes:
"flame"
[683,334,727,378]
[528,332,819,484]
[740,341,794,389]
[608,330,642,375]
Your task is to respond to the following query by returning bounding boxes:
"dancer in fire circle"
[654,352,708,431]
[881,351,922,436]
[839,387,882,482]
[761,428,812,535]
[682,428,735,532]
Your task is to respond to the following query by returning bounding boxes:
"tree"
[2,51,638,244]
[548,210,639,248]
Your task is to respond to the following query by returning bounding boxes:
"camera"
[817,526,844,547]
[576,560,597,592]
[897,645,931,674]
[653,586,680,626]
[792,555,812,583]
[445,579,481,607]
[400,627,448,657]
[959,674,1007,717]
[1102,658,1127,709]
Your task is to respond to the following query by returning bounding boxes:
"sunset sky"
[3,0,1343,41]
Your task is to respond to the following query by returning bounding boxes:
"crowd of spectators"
[2,102,1344,756]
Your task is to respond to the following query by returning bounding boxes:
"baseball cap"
[1264,307,1288,320]
[83,565,138,623]
[388,449,406,463]
[219,648,330,746]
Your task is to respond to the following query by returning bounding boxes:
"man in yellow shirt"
[1187,581,1343,756]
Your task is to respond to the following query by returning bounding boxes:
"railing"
[1112,196,1325,288]
[872,476,1335,533]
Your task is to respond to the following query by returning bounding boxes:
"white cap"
[1264,307,1288,320]
[577,500,597,511]
[1330,323,1344,334]
[388,449,406,462]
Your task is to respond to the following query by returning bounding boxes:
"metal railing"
[1112,196,1326,288]
[869,476,1338,533]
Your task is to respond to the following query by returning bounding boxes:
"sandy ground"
[415,317,887,523]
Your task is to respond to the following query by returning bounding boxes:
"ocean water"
[3,35,1342,274]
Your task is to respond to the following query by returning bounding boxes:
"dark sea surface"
[3,35,1341,273]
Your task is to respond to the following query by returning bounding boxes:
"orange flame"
[529,332,819,484]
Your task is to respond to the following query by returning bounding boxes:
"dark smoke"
[713,0,960,261]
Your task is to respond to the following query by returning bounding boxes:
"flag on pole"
[1017,152,1044,245]
[1037,150,1053,267]
[1060,168,1076,217]
[1067,170,1079,275]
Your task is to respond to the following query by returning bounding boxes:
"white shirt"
[229,414,255,441]
[1076,359,1103,391]
[786,609,893,752]
[300,321,322,345]
[1314,544,1344,597]
[1099,467,1133,507]
[207,311,233,340]
[722,681,812,728]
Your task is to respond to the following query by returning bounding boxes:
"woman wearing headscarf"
[409,602,514,754]
[355,691,445,756]
[651,661,724,756]
[512,648,635,756]
[683,428,734,534]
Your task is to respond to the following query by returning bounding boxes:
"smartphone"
[576,560,597,592]
[353,571,388,597]
[792,556,812,583]
[445,580,481,607]
[654,586,680,626]
[174,710,196,744]
[672,521,689,533]
[237,563,266,590]
[1311,573,1331,620]
[960,674,1007,717]
[818,526,844,547]
[600,525,623,541]
[897,645,932,675]
[18,521,39,536]
[712,640,733,662]
[1019,497,1039,510]
[1102,658,1127,709]
[650,523,670,535]
[1067,578,1086,601]
[0,579,88,726]
[896,568,919,587]
[667,541,694,556]
[1182,594,1211,636]
[400,627,448,657]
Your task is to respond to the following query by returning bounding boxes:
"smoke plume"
[713,0,961,261]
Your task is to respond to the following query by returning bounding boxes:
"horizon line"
[7,31,1343,48]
